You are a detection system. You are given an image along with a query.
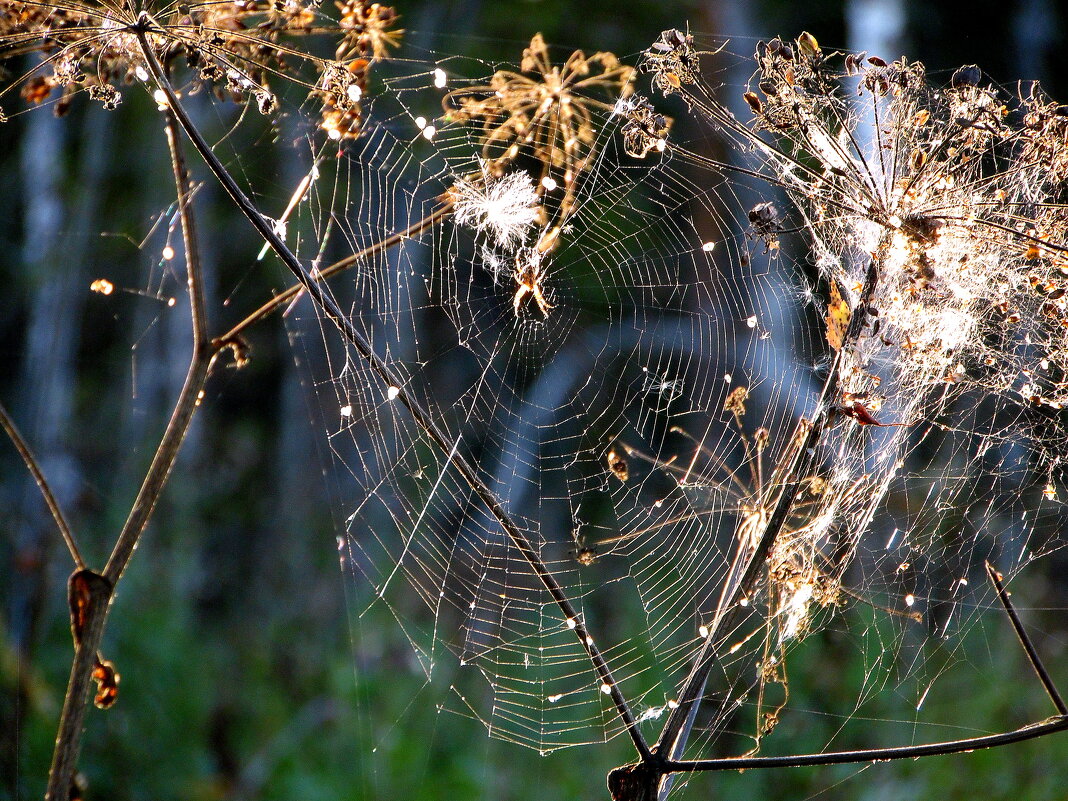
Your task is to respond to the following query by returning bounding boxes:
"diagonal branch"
[215,201,453,347]
[646,263,881,798]
[133,15,653,763]
[986,561,1068,716]
[0,400,84,568]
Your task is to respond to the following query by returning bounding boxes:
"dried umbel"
[639,30,1068,415]
[628,30,1068,764]
[443,33,634,185]
[0,1,400,137]
[443,34,634,309]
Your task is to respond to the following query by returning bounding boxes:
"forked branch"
[45,109,219,801]
[608,557,1068,800]
[664,562,1068,771]
[132,14,653,763]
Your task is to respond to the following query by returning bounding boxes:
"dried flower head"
[443,33,634,181]
[641,32,1068,413]
[619,95,671,159]
[0,1,400,137]
[335,1,402,62]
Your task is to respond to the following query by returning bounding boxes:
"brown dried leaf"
[92,654,120,709]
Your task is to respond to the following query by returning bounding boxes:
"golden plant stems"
[215,202,453,347]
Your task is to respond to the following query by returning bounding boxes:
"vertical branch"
[45,109,218,801]
[101,109,210,584]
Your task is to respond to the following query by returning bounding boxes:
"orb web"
[273,31,1068,762]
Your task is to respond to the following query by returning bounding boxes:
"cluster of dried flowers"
[0,1,400,137]
[623,28,1068,745]
[443,34,634,317]
[635,29,1068,409]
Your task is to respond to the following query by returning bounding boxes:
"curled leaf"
[92,654,120,709]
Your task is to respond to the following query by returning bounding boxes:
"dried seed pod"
[606,448,629,482]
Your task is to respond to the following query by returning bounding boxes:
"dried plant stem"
[608,266,883,801]
[216,201,453,347]
[985,561,1068,716]
[665,566,1068,772]
[0,400,83,568]
[101,110,212,584]
[666,714,1068,772]
[45,109,217,801]
[132,16,653,762]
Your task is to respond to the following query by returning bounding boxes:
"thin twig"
[986,561,1068,716]
[0,400,83,568]
[45,108,217,801]
[132,16,653,762]
[101,109,212,584]
[665,713,1068,771]
[215,202,453,347]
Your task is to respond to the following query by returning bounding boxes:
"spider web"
[271,32,1068,766]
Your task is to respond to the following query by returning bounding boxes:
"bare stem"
[45,109,217,801]
[215,202,453,347]
[101,110,212,584]
[666,714,1068,771]
[986,561,1068,716]
[133,17,653,762]
[45,569,111,801]
[0,400,83,568]
[650,264,881,790]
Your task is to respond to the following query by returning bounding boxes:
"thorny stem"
[133,17,654,763]
[215,202,454,347]
[0,400,83,568]
[45,109,217,801]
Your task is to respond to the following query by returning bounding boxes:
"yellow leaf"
[826,278,851,351]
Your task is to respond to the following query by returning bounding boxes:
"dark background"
[3,1,1067,799]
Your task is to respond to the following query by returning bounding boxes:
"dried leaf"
[92,654,120,709]
[825,278,851,351]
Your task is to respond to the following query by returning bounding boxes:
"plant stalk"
[133,16,653,762]
[45,108,216,800]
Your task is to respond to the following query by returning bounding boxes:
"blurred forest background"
[3,0,1068,800]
